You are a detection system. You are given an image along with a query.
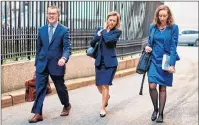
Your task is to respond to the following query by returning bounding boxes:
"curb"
[2,67,136,108]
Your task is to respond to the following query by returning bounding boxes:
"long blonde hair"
[106,11,121,30]
[152,5,175,27]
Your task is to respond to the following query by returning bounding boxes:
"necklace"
[159,26,167,33]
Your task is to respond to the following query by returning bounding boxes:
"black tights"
[149,83,166,116]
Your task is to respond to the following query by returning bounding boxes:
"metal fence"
[1,27,95,62]
[1,1,162,64]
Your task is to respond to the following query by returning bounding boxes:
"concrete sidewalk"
[2,67,136,108]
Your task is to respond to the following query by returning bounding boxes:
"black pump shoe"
[100,113,106,117]
[100,111,106,117]
[156,114,163,123]
[151,110,158,121]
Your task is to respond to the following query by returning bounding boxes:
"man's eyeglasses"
[47,13,58,16]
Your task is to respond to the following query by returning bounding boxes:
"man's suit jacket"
[147,24,180,66]
[90,26,122,67]
[35,23,71,75]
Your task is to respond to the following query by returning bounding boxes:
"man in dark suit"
[29,6,71,123]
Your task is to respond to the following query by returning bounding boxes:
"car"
[178,29,199,46]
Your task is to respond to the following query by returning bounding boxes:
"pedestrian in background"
[145,5,180,123]
[90,11,122,117]
[29,6,71,123]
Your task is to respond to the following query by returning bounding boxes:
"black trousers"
[31,66,69,115]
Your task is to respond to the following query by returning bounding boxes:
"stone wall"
[1,54,139,93]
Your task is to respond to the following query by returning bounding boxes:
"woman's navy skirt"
[95,65,117,86]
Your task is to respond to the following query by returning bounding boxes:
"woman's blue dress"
[148,27,173,86]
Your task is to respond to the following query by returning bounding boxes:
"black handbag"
[86,42,98,59]
[136,48,152,95]
[136,48,152,74]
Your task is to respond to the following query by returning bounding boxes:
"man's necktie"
[49,25,54,43]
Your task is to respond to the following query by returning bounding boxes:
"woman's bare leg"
[100,85,109,116]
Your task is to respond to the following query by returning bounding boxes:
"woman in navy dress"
[90,11,122,117]
[145,5,180,123]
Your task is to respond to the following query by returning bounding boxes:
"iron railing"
[1,1,162,64]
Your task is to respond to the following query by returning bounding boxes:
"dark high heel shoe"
[151,109,158,121]
[105,95,110,107]
[100,111,106,117]
[156,114,163,123]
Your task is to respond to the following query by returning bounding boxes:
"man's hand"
[58,58,66,66]
[145,46,152,53]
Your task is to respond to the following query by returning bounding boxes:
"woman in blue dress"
[90,11,122,117]
[145,5,180,123]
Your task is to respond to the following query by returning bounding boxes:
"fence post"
[1,56,3,64]
[27,27,31,60]
[15,28,19,61]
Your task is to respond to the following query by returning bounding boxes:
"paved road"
[2,46,198,125]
